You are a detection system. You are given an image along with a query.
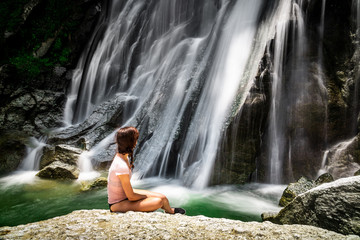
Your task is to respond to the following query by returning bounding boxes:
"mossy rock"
[279,177,316,207]
[279,173,335,207]
[80,177,107,191]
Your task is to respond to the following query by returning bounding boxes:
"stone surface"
[80,177,107,191]
[36,161,80,179]
[0,210,357,240]
[278,173,334,207]
[261,211,278,222]
[47,93,137,163]
[323,135,360,180]
[212,48,272,185]
[40,144,83,169]
[271,176,360,236]
[279,177,316,207]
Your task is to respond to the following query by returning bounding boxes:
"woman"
[107,126,186,214]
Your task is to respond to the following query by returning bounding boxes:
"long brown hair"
[116,126,139,169]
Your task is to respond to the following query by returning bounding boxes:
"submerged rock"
[36,161,80,179]
[270,176,360,236]
[80,177,107,191]
[0,210,356,240]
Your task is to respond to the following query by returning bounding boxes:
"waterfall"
[266,0,292,184]
[63,0,290,188]
[18,137,46,171]
[317,150,329,177]
[265,0,330,183]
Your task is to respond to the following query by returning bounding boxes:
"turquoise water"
[0,172,284,227]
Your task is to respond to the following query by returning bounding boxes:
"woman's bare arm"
[118,174,146,201]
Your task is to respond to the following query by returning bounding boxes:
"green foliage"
[2,0,83,78]
[0,0,29,33]
[10,53,52,79]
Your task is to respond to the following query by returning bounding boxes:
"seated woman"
[107,126,185,214]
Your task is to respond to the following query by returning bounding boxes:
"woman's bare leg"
[110,197,163,213]
[134,189,174,214]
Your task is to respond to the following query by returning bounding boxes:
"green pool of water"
[0,172,284,227]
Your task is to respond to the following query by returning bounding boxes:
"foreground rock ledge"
[1,210,359,240]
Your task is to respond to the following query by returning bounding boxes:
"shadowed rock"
[36,161,79,179]
[269,176,360,236]
[278,173,334,207]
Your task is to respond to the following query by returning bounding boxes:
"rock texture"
[40,144,82,169]
[270,176,360,236]
[36,161,79,179]
[0,210,358,240]
[0,0,103,175]
[323,135,360,179]
[80,177,107,191]
[279,173,334,207]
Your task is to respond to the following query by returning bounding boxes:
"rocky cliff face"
[0,0,103,174]
[215,0,360,184]
[0,210,357,240]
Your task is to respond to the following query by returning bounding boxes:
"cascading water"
[63,0,289,188]
[265,0,329,183]
[266,0,292,184]
[18,137,46,171]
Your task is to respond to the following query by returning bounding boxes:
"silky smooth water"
[0,174,284,227]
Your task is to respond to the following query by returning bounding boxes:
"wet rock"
[0,210,356,240]
[0,131,28,174]
[36,161,80,179]
[212,49,272,185]
[80,177,107,191]
[323,135,360,179]
[270,176,360,236]
[40,144,82,169]
[355,169,360,176]
[48,93,137,160]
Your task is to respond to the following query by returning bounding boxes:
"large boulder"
[279,173,334,207]
[36,161,79,179]
[40,144,83,169]
[0,210,357,239]
[269,176,360,236]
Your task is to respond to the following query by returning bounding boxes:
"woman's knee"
[152,197,163,208]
